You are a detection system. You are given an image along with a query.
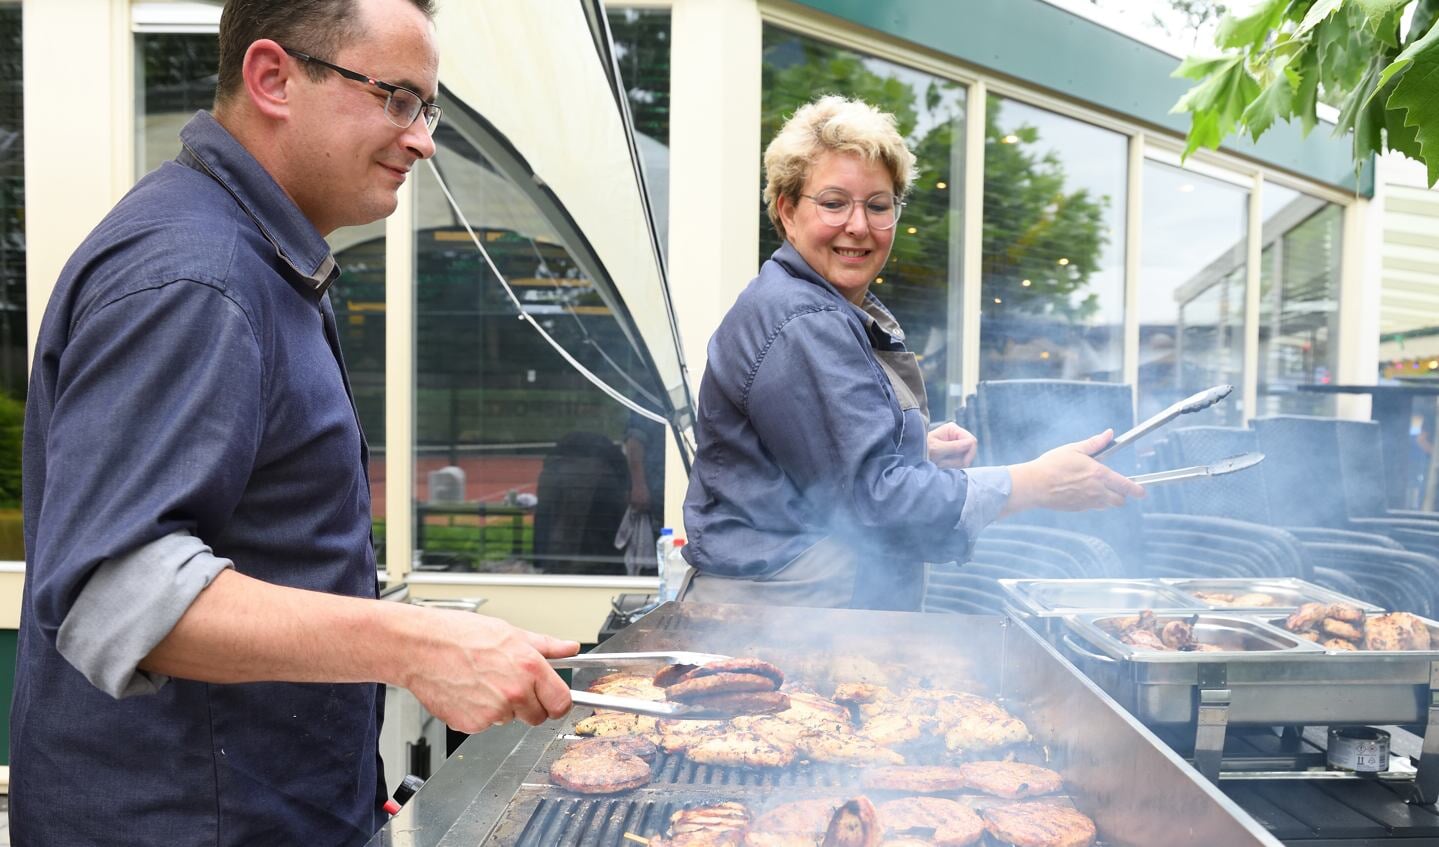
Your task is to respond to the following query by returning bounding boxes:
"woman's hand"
[928,422,978,470]
[1002,429,1146,516]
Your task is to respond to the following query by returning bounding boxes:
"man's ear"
[241,39,293,121]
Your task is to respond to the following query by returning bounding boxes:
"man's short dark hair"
[215,0,436,107]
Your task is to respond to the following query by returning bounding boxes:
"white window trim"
[131,2,221,34]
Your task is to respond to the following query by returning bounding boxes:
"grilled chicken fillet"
[958,761,1064,799]
[861,765,969,794]
[1365,612,1432,651]
[877,797,984,846]
[684,730,797,768]
[982,802,1097,847]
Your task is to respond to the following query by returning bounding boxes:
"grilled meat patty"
[685,658,786,688]
[822,797,883,847]
[566,735,658,762]
[654,663,701,688]
[982,802,1097,847]
[1365,612,1432,651]
[548,749,651,794]
[686,690,794,716]
[667,673,782,702]
[1328,603,1366,623]
[861,765,969,794]
[958,761,1063,798]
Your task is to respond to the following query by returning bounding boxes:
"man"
[11,1,579,844]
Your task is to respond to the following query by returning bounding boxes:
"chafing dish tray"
[1002,578,1204,622]
[1163,577,1384,613]
[368,603,1282,847]
[1061,609,1439,791]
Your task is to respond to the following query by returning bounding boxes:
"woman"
[679,95,1144,611]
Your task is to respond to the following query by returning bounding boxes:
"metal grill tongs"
[1128,451,1265,487]
[1095,383,1233,459]
[550,651,750,720]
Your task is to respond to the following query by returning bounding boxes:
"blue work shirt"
[683,243,976,609]
[13,112,384,845]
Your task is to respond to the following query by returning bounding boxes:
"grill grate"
[500,795,1115,847]
[650,751,863,788]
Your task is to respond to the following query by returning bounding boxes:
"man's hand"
[928,422,978,470]
[403,611,580,733]
[1004,429,1146,516]
[629,480,651,511]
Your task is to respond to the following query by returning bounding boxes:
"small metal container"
[1001,579,1202,635]
[1327,727,1391,773]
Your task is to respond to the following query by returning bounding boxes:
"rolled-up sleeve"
[57,531,233,698]
[30,279,264,690]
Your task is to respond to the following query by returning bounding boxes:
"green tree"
[1173,0,1439,184]
[760,40,1107,326]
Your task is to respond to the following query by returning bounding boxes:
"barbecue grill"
[364,602,1281,846]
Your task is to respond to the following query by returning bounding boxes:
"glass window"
[135,33,219,177]
[412,121,670,575]
[1138,160,1248,425]
[981,99,1126,382]
[0,3,22,557]
[1257,182,1340,416]
[607,7,670,256]
[761,27,968,419]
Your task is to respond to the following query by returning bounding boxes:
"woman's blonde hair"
[763,95,917,242]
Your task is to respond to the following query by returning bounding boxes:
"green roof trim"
[790,0,1374,196]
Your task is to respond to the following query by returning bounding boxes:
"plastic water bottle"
[661,538,690,603]
[655,527,674,577]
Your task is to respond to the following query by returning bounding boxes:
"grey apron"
[683,303,933,609]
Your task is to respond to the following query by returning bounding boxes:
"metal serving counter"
[366,602,1281,847]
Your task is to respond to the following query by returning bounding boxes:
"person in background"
[681,95,1145,610]
[12,1,577,844]
[623,410,667,557]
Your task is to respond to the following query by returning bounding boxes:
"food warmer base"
[366,602,1283,847]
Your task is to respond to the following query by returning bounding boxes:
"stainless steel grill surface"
[365,602,1281,847]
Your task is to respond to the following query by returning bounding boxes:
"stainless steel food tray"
[1059,610,1439,794]
[1001,578,1203,627]
[1065,612,1324,667]
[1162,577,1383,613]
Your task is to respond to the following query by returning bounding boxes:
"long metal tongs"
[551,651,745,720]
[1128,451,1264,486]
[1095,383,1233,459]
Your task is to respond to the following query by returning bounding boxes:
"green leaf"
[1172,56,1244,112]
[1296,0,1346,37]
[1293,48,1322,134]
[1173,54,1241,81]
[1377,16,1439,89]
[1241,71,1297,138]
[1216,0,1289,49]
[1385,18,1439,184]
[1354,0,1411,20]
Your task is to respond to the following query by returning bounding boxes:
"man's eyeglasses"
[283,47,441,133]
[800,189,904,230]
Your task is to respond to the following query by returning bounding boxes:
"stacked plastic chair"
[929,380,1311,600]
[1166,422,1438,616]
